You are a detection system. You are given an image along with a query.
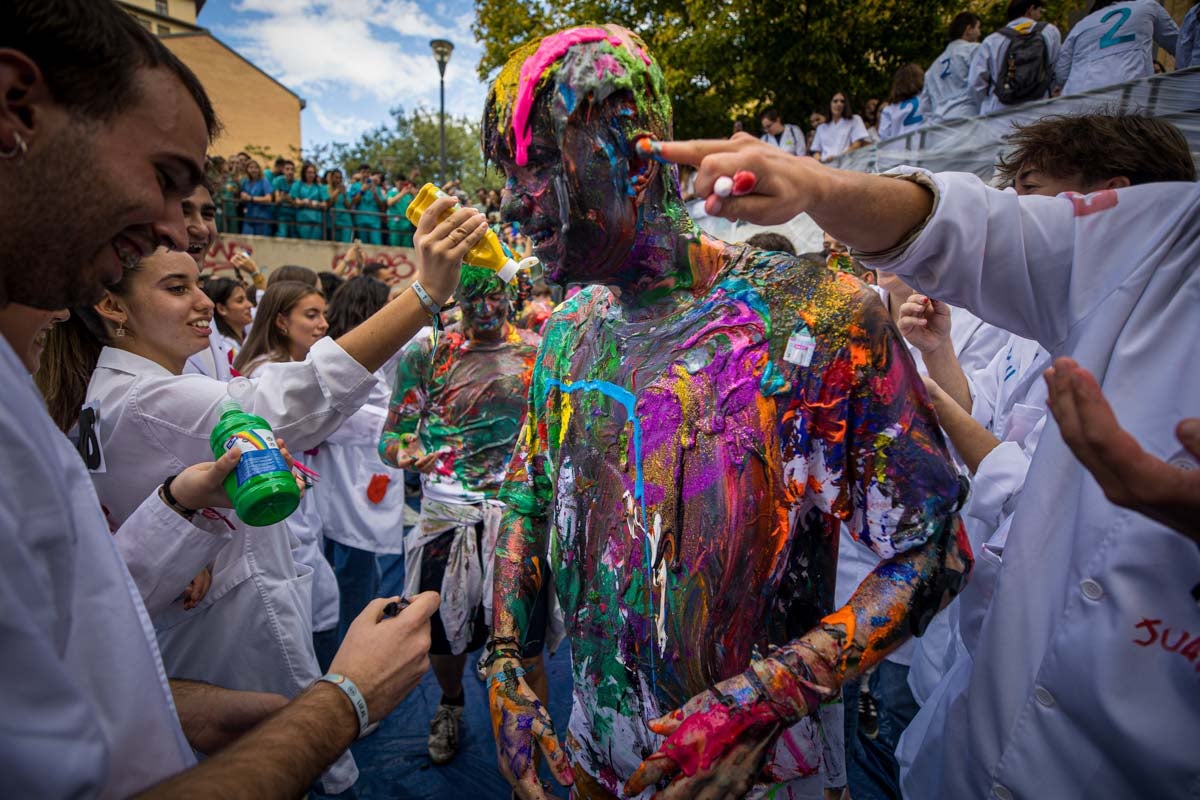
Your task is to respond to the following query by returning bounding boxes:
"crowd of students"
[210,152,528,252]
[760,0,1199,160]
[3,3,1198,800]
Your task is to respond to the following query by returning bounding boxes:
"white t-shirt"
[809,115,870,160]
[760,123,806,156]
[969,18,1062,114]
[924,38,981,121]
[877,97,927,140]
[1055,0,1178,95]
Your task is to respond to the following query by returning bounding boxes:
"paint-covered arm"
[628,279,971,797]
[378,335,431,466]
[489,412,575,795]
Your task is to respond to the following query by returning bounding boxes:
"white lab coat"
[1177,3,1200,68]
[862,170,1200,799]
[877,97,927,141]
[924,38,981,122]
[969,18,1062,114]
[0,336,204,798]
[286,490,341,633]
[809,115,870,160]
[183,328,236,382]
[314,364,408,554]
[905,334,1049,703]
[84,336,377,793]
[761,123,807,156]
[1055,0,1178,96]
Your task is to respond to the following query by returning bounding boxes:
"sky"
[198,0,492,149]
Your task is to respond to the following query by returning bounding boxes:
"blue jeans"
[323,539,381,643]
[845,661,918,800]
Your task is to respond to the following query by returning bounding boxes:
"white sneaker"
[428,703,464,764]
[475,642,492,682]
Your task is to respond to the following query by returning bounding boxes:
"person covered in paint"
[379,265,544,767]
[657,113,1199,800]
[483,25,971,799]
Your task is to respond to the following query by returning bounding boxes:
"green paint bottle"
[208,378,300,527]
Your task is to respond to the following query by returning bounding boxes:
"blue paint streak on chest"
[543,376,655,685]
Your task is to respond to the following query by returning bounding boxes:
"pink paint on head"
[595,53,625,79]
[511,27,645,166]
[512,28,612,166]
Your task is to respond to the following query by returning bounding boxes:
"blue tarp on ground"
[345,555,576,800]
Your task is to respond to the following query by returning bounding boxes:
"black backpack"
[995,21,1053,104]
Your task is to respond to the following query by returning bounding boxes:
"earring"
[0,131,27,161]
[115,324,127,338]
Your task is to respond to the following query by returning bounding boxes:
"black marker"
[382,598,410,618]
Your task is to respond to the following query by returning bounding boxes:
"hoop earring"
[0,132,27,161]
[115,325,127,338]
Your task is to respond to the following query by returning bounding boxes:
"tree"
[304,106,496,189]
[472,0,1085,139]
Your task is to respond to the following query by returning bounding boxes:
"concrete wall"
[161,33,304,161]
[204,235,420,289]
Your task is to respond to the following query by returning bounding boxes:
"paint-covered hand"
[897,293,952,355]
[1046,357,1200,543]
[488,656,574,798]
[652,133,827,224]
[626,658,831,798]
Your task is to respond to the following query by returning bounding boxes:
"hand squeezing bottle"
[209,378,300,526]
[405,183,520,283]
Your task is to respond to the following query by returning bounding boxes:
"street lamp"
[430,39,454,184]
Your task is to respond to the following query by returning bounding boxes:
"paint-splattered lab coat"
[864,170,1200,800]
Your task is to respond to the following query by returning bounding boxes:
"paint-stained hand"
[897,293,952,356]
[625,670,785,799]
[653,133,828,224]
[488,656,574,798]
[1046,357,1200,543]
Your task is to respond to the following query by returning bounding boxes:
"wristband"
[410,280,443,316]
[318,673,378,739]
[160,474,196,520]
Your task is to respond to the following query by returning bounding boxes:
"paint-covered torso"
[502,244,956,790]
[384,324,540,501]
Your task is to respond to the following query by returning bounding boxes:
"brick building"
[119,0,305,161]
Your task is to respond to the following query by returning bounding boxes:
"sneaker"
[858,689,879,740]
[475,642,493,682]
[428,703,464,764]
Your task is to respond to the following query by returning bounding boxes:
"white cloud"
[308,102,377,139]
[213,0,488,147]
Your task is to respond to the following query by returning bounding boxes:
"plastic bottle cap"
[497,259,520,284]
[227,377,255,404]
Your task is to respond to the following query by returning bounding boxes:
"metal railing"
[214,204,413,245]
[827,66,1200,179]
